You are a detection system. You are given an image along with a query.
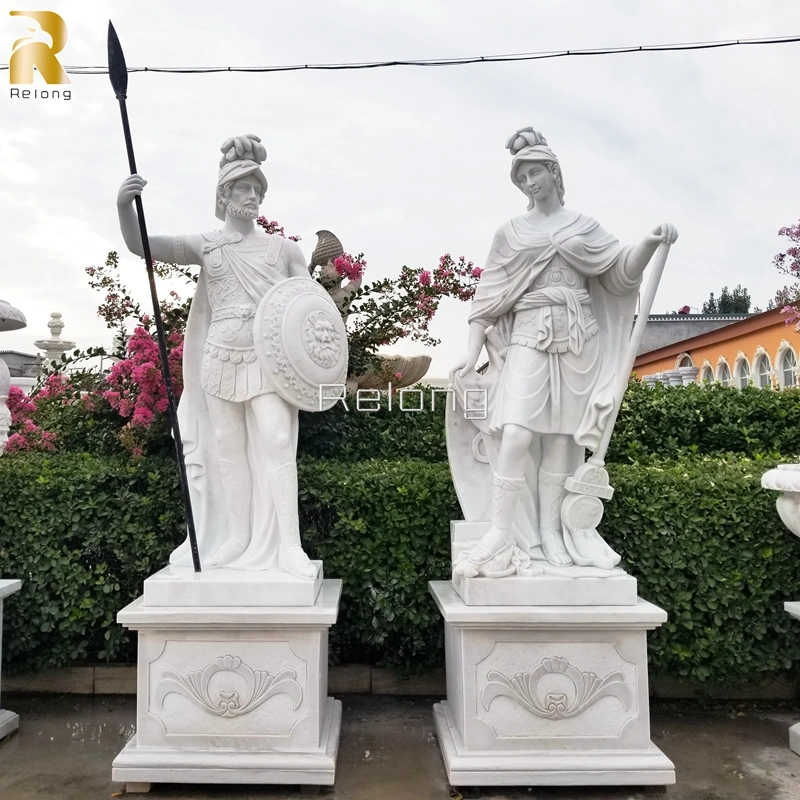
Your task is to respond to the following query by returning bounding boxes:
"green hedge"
[2,452,800,686]
[297,382,800,463]
[608,382,800,461]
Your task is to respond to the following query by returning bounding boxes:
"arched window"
[753,351,772,388]
[717,361,732,386]
[734,357,750,389]
[678,354,693,368]
[701,364,714,383]
[778,348,797,388]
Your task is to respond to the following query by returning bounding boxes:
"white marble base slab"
[434,702,674,786]
[112,579,342,788]
[429,581,674,788]
[143,563,323,607]
[0,579,22,741]
[114,698,341,786]
[453,569,637,606]
[0,709,19,740]
[450,522,636,606]
[786,602,800,756]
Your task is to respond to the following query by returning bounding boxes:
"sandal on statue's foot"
[279,543,318,579]
[454,538,514,578]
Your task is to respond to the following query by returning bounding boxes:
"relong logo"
[9,10,70,85]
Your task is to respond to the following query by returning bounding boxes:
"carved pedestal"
[786,602,800,755]
[430,581,674,788]
[112,579,342,792]
[0,579,22,740]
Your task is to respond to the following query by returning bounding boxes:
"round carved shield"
[254,278,348,412]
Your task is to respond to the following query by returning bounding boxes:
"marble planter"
[0,579,22,740]
[763,464,800,755]
[430,581,674,787]
[112,575,342,792]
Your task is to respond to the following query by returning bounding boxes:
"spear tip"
[107,19,128,100]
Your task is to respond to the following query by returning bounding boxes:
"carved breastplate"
[204,244,267,348]
[531,261,587,291]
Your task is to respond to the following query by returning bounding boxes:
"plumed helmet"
[214,134,268,221]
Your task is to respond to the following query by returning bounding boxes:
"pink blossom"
[418,270,431,286]
[471,266,483,278]
[333,253,366,282]
[394,372,403,380]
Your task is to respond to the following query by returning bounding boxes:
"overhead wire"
[1,34,799,75]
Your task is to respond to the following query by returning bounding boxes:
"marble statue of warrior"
[450,128,677,577]
[116,134,318,578]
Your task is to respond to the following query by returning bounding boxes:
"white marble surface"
[112,579,342,788]
[447,127,676,579]
[117,134,345,578]
[142,563,323,607]
[452,569,637,606]
[0,579,22,739]
[429,580,674,788]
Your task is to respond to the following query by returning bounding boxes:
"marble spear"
[107,21,202,573]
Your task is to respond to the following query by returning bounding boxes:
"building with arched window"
[634,308,800,389]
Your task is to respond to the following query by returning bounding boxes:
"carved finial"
[310,230,344,269]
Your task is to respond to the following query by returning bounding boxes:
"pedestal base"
[0,708,19,740]
[114,698,341,786]
[112,579,342,788]
[786,602,800,756]
[434,702,674,786]
[430,581,675,788]
[0,579,22,741]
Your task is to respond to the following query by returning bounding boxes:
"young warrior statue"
[450,128,677,578]
[116,134,319,578]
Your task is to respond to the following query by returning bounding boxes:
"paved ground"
[1,695,800,799]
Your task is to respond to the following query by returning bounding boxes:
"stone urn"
[762,464,800,538]
[762,462,800,755]
[352,354,432,392]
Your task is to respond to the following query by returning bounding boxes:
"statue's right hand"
[117,174,147,206]
[452,352,479,379]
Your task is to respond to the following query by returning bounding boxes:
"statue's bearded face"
[220,175,263,219]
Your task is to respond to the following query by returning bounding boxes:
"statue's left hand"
[646,223,679,246]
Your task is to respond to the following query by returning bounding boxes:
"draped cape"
[447,210,641,553]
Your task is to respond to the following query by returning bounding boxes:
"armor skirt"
[201,344,270,402]
[489,334,601,435]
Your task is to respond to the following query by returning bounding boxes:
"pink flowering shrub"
[772,219,800,329]
[102,325,183,456]
[3,385,57,454]
[3,374,101,455]
[340,251,481,376]
[15,220,480,455]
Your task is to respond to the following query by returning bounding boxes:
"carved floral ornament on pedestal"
[154,655,303,718]
[481,656,632,720]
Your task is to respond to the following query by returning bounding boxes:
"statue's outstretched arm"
[116,174,202,265]
[624,223,679,280]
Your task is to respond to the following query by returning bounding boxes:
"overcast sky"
[1,0,799,377]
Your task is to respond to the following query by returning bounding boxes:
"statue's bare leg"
[205,395,252,567]
[538,433,575,567]
[250,393,317,580]
[455,424,531,576]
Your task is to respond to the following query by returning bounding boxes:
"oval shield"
[254,278,348,412]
